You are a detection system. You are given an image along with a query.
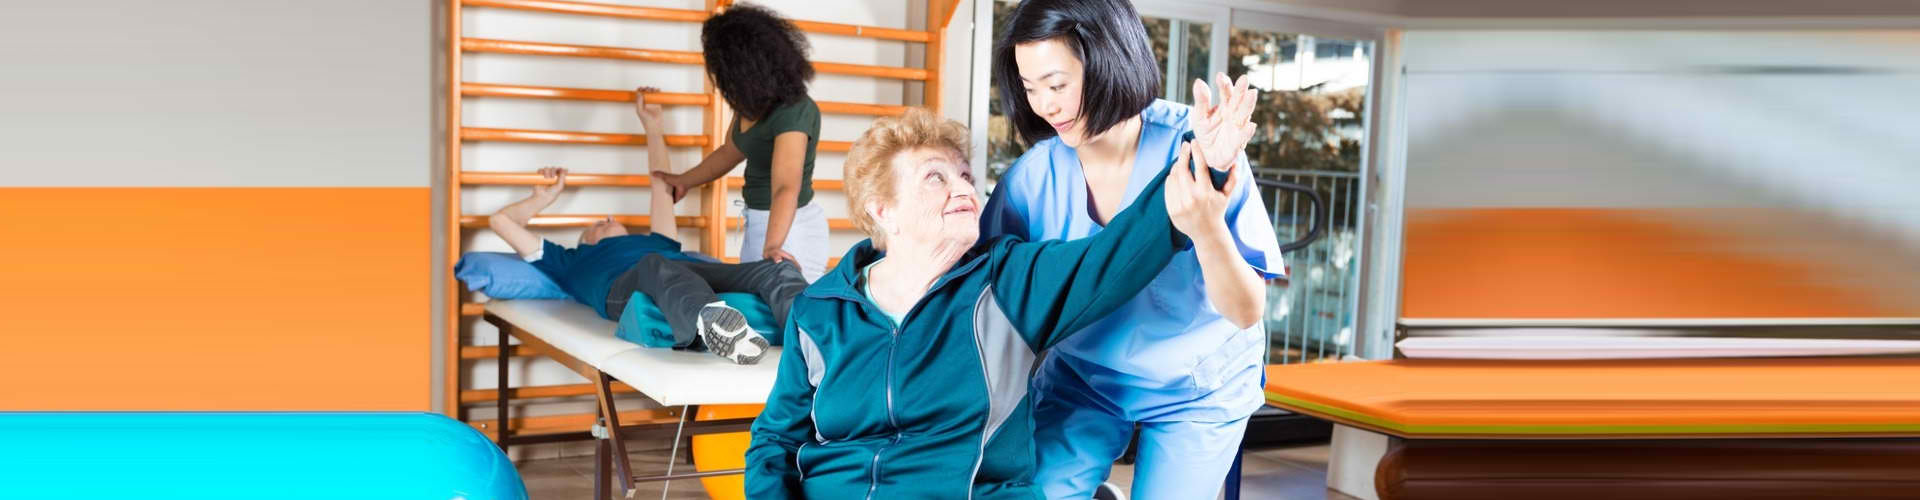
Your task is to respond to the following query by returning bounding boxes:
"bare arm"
[1192,216,1264,328]
[760,131,808,266]
[635,87,677,236]
[489,167,567,259]
[1189,74,1266,328]
[649,172,678,237]
[656,140,746,203]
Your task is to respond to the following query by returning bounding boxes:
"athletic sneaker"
[1093,482,1127,500]
[698,302,769,365]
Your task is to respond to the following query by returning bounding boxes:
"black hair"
[993,0,1160,145]
[702,3,814,121]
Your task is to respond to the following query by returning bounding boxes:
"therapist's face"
[871,147,978,250]
[1013,38,1089,148]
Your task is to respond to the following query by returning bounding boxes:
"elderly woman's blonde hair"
[843,108,971,250]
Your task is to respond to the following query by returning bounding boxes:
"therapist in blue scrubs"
[984,0,1282,498]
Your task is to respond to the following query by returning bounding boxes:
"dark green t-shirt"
[731,97,819,210]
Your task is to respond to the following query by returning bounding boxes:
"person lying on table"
[484,92,804,364]
[745,102,1255,498]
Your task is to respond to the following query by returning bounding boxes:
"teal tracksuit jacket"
[745,161,1190,499]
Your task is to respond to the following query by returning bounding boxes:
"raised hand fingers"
[1194,79,1224,130]
[533,167,566,195]
[638,88,662,108]
[1215,72,1232,108]
[1192,78,1214,115]
[1232,76,1258,124]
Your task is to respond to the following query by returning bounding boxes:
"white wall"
[1,1,431,187]
[1402,31,1920,241]
[1394,30,1920,313]
[1394,0,1920,18]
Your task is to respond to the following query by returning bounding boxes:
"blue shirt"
[980,99,1285,422]
[527,234,694,318]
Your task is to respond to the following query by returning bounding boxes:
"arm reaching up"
[489,167,567,259]
[1186,73,1269,328]
[990,144,1246,348]
[636,87,678,237]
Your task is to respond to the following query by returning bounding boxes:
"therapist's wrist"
[1187,219,1234,249]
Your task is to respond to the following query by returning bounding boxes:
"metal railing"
[1258,168,1363,364]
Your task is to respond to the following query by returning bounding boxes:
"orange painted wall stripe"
[1265,358,1920,435]
[1400,208,1911,318]
[0,188,429,410]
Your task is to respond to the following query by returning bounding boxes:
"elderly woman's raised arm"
[983,147,1202,350]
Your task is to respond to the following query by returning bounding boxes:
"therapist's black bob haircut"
[993,0,1161,145]
[703,3,814,121]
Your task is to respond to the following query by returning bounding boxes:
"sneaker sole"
[698,305,766,364]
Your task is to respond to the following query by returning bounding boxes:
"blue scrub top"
[981,99,1284,422]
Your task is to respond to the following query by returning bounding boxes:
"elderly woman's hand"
[1168,73,1257,243]
[1165,143,1238,240]
[1189,73,1258,172]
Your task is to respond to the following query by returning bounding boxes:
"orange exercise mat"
[1263,358,1920,439]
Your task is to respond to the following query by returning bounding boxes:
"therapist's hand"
[651,170,690,202]
[763,247,801,271]
[1165,143,1237,241]
[1190,73,1259,172]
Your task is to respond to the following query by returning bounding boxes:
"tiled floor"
[517,440,1361,499]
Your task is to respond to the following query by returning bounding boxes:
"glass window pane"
[1145,16,1172,76]
[1231,27,1372,364]
[1315,40,1356,60]
[1144,18,1210,103]
[1182,21,1212,100]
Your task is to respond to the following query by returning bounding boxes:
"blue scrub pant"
[1031,379,1250,500]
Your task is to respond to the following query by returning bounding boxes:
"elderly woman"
[745,102,1254,498]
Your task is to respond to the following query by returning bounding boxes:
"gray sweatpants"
[603,254,807,348]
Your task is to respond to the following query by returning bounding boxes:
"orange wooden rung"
[460,171,654,186]
[457,214,705,229]
[460,127,707,147]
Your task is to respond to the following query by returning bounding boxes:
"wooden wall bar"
[445,0,956,435]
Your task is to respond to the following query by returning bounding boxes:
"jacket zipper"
[837,257,979,498]
[869,325,900,499]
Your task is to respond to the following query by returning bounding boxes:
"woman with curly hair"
[648,3,828,281]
